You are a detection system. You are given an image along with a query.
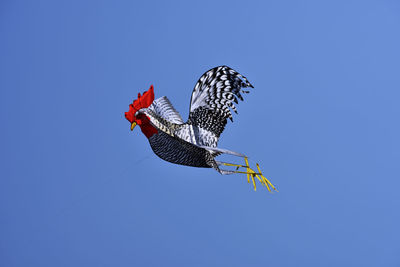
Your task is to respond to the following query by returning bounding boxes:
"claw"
[256,163,277,192]
[244,157,250,184]
[218,157,277,193]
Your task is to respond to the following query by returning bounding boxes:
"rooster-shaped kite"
[125,66,276,192]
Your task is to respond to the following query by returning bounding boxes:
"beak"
[130,122,137,131]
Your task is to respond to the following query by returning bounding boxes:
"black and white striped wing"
[188,66,253,147]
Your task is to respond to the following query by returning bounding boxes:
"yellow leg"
[219,157,277,193]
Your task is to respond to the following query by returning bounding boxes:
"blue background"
[1,0,400,266]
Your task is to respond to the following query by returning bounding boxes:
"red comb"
[124,85,155,123]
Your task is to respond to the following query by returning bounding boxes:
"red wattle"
[136,114,158,138]
[139,122,158,138]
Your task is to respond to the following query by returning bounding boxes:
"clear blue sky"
[1,0,400,266]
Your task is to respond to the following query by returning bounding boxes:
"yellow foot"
[220,157,277,192]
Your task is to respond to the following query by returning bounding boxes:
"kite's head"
[124,85,157,138]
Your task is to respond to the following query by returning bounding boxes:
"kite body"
[125,66,276,192]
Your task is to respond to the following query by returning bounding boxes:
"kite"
[124,66,276,192]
